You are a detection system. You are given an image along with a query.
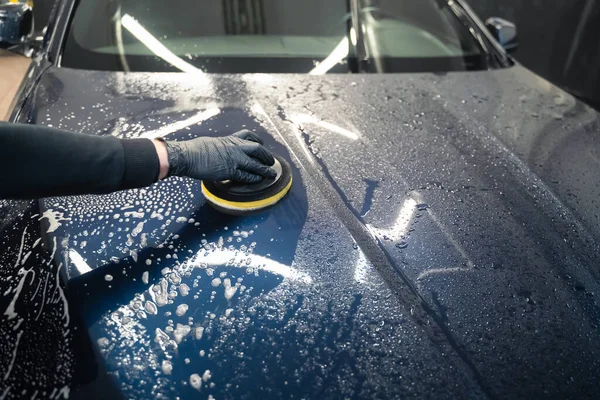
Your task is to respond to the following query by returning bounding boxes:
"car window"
[61,0,495,73]
[361,0,482,57]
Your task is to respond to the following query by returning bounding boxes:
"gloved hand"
[163,130,277,183]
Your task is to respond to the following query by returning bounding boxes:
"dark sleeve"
[0,122,160,199]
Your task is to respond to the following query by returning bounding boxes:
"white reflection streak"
[139,108,221,140]
[417,267,470,281]
[251,103,310,165]
[355,199,417,283]
[353,249,373,284]
[68,249,92,275]
[367,198,417,242]
[243,73,275,85]
[188,248,312,284]
[416,209,474,283]
[121,14,202,74]
[290,113,359,140]
[114,6,130,72]
[350,27,358,46]
[309,37,349,75]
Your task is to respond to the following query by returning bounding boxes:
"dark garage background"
[32,0,600,109]
[469,0,600,110]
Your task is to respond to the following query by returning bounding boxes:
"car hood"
[3,65,600,399]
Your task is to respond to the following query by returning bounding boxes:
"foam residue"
[39,209,71,233]
[223,278,239,300]
[179,283,190,296]
[54,386,70,399]
[169,273,182,285]
[151,211,164,220]
[154,328,170,348]
[32,187,318,398]
[145,301,158,315]
[4,229,30,321]
[155,279,169,307]
[4,330,23,380]
[12,318,23,331]
[161,360,173,375]
[173,323,191,344]
[195,326,204,340]
[4,269,31,321]
[131,221,145,237]
[55,263,70,327]
[175,304,188,317]
[20,250,33,265]
[124,211,145,219]
[140,233,148,248]
[105,274,114,282]
[190,373,202,391]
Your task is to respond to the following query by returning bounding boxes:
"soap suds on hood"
[39,210,71,233]
[189,373,202,391]
[161,360,173,375]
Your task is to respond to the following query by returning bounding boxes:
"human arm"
[0,123,275,200]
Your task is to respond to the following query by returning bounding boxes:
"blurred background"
[469,0,600,110]
[32,0,600,109]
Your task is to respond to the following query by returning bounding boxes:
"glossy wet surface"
[1,66,600,399]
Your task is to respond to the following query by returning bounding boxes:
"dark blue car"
[1,0,599,399]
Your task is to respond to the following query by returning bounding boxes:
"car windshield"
[61,0,497,73]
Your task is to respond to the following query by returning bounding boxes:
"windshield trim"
[451,0,512,67]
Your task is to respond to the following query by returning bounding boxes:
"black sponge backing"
[201,155,293,215]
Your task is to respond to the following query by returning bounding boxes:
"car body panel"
[2,64,600,399]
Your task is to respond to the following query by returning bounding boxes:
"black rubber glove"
[163,130,277,183]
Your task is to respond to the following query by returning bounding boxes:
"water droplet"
[416,203,429,211]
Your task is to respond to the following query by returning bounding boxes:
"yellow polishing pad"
[201,156,293,215]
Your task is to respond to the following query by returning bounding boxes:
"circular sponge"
[201,155,293,215]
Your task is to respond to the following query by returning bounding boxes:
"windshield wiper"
[349,0,368,71]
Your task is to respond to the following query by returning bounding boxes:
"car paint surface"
[1,63,600,399]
